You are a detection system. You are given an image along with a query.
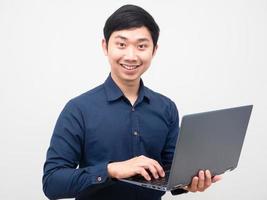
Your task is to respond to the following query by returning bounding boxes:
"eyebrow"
[114,35,150,42]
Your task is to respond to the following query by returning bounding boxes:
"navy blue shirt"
[43,74,184,200]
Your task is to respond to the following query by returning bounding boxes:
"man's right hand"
[107,155,165,181]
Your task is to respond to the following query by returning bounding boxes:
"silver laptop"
[119,105,253,191]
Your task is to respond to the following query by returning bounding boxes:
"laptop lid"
[167,105,253,190]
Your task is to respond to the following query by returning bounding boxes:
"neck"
[111,74,140,106]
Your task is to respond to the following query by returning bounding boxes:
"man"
[43,4,221,200]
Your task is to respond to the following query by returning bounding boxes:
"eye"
[138,44,147,50]
[117,42,126,48]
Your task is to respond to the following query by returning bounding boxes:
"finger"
[147,165,159,179]
[137,156,164,177]
[138,167,151,181]
[197,170,205,190]
[204,170,212,188]
[183,186,188,191]
[212,175,222,183]
[189,176,199,192]
[150,159,165,177]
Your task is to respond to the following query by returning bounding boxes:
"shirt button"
[97,176,102,182]
[133,131,138,136]
[132,107,135,112]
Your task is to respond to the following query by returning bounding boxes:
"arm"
[42,100,110,199]
[160,101,189,195]
[161,100,179,166]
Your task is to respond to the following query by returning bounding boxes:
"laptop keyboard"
[127,171,170,187]
[149,171,170,186]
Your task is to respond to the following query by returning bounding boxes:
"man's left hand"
[183,170,222,192]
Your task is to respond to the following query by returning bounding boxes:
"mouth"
[120,64,141,71]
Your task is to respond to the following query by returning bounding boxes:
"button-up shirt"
[43,74,182,200]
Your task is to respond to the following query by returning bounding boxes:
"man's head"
[102,5,160,87]
[103,4,160,51]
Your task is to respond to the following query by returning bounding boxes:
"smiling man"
[42,4,221,200]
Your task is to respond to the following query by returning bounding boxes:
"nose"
[124,46,138,61]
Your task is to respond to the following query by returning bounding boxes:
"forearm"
[43,162,110,199]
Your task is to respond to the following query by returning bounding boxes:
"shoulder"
[65,84,106,111]
[144,86,179,121]
[145,86,177,109]
[145,86,179,125]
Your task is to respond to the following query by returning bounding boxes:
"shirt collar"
[104,74,150,103]
[138,79,151,104]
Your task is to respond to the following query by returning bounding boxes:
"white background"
[0,0,266,199]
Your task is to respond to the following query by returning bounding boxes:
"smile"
[120,64,140,70]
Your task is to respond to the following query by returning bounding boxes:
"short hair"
[103,4,160,49]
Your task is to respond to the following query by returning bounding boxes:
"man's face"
[102,26,157,86]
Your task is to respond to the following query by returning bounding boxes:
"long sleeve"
[161,100,179,166]
[161,101,188,195]
[42,100,110,199]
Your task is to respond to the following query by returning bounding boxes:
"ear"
[152,44,158,57]
[102,39,108,56]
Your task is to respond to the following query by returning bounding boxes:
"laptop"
[119,105,253,191]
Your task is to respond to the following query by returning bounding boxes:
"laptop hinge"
[173,184,183,189]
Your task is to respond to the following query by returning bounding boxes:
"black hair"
[103,4,160,49]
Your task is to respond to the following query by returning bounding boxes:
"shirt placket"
[131,106,141,156]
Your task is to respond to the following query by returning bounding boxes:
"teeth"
[121,64,139,70]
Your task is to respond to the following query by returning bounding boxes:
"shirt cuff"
[171,188,189,195]
[77,162,115,199]
[84,161,111,185]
